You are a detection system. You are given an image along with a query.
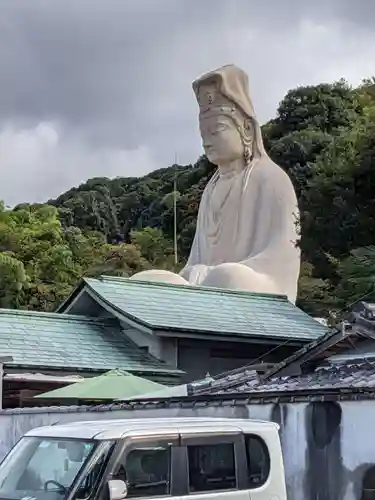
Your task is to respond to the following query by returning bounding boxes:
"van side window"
[245,435,270,488]
[187,443,236,493]
[118,447,171,498]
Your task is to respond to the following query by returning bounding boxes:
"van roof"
[25,417,279,440]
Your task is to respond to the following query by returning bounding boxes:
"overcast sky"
[0,0,374,206]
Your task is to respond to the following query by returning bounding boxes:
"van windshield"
[0,436,98,500]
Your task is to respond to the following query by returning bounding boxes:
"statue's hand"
[180,264,212,285]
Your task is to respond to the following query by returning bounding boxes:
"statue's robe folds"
[132,155,300,303]
[179,156,300,303]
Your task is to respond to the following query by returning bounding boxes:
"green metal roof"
[0,309,181,377]
[77,276,328,342]
[37,369,166,400]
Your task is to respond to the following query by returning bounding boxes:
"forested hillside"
[2,77,375,318]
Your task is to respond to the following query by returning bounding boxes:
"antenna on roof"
[173,153,178,266]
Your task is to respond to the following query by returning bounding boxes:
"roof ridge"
[0,308,116,324]
[87,276,289,301]
[82,276,327,341]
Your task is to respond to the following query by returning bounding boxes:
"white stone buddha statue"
[130,65,300,303]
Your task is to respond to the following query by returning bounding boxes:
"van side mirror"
[107,480,127,500]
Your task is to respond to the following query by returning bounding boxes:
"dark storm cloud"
[0,0,373,205]
[0,0,344,142]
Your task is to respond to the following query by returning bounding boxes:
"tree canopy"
[3,77,375,316]
[0,202,151,310]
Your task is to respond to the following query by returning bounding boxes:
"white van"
[0,418,287,500]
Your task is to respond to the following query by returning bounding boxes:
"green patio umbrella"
[35,369,166,401]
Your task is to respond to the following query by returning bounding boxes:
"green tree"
[50,156,216,263]
[130,227,175,268]
[334,246,375,305]
[0,202,154,310]
[0,253,28,308]
[268,80,361,140]
[296,261,338,317]
[268,128,333,196]
[87,243,150,278]
[300,117,375,279]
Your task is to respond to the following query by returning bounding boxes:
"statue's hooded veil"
[192,64,266,160]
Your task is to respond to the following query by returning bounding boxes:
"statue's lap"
[200,263,279,294]
[130,263,280,295]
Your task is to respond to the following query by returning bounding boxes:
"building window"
[245,435,270,488]
[362,466,375,499]
[122,447,171,498]
[187,443,236,492]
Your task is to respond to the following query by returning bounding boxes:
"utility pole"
[173,154,178,265]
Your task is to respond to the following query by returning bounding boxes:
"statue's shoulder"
[254,157,292,185]
[252,158,298,205]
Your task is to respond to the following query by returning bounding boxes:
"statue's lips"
[204,146,216,157]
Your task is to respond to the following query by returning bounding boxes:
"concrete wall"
[0,399,374,500]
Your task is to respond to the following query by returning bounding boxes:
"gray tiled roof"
[195,361,375,395]
[191,362,375,395]
[189,321,375,395]
[0,309,181,377]
[74,276,328,342]
[234,363,375,393]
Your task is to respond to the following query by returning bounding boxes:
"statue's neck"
[217,158,244,178]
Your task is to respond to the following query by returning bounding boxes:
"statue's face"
[199,114,244,166]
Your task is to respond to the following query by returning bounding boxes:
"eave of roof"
[0,308,182,377]
[56,278,86,313]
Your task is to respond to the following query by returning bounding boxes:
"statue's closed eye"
[214,124,228,133]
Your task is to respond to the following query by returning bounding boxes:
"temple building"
[0,275,326,407]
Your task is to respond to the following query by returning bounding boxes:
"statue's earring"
[244,146,252,166]
[243,119,253,167]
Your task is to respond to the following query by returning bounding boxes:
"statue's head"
[193,65,264,167]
